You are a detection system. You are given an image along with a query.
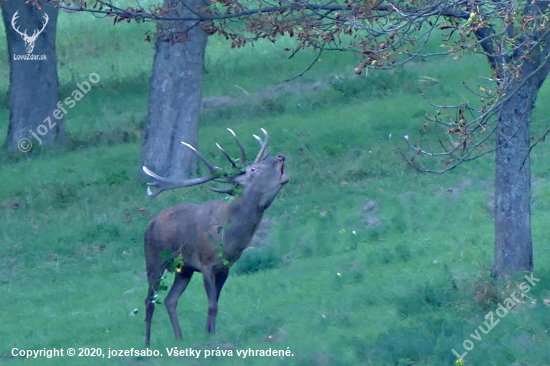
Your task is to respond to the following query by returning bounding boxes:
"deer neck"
[222,194,264,260]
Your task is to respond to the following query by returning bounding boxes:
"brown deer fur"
[142,129,288,346]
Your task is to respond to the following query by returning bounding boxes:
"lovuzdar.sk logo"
[11,10,48,60]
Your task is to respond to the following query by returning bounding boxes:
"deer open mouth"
[279,159,290,184]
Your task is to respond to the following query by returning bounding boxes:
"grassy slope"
[1,9,550,366]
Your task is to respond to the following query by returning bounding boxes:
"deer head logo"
[11,11,49,54]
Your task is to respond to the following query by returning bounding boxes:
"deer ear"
[231,173,249,187]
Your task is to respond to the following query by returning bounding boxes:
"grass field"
[1,9,550,366]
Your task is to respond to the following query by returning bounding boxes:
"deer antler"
[206,186,236,195]
[143,128,272,197]
[216,127,258,168]
[227,128,246,164]
[215,143,238,169]
[253,128,270,163]
[181,142,220,173]
[143,143,223,197]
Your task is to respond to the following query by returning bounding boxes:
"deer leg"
[202,270,219,334]
[145,260,165,347]
[164,268,194,340]
[145,287,156,347]
[215,269,229,301]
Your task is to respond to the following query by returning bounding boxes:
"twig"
[284,48,323,82]
[520,125,550,171]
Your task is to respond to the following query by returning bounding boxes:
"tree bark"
[2,0,64,150]
[140,0,208,179]
[492,54,550,278]
[493,86,534,278]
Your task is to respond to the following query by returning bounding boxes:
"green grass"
[1,8,550,366]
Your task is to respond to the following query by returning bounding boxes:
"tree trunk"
[2,0,63,150]
[492,58,550,278]
[140,0,208,179]
[493,86,534,278]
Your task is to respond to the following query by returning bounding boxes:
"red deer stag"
[142,128,289,346]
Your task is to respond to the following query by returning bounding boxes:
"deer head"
[11,11,49,54]
[142,128,289,346]
[143,128,289,207]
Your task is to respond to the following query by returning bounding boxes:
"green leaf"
[174,253,184,269]
[217,240,224,257]
[160,250,172,262]
[212,170,227,179]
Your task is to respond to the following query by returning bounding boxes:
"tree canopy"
[52,0,550,171]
